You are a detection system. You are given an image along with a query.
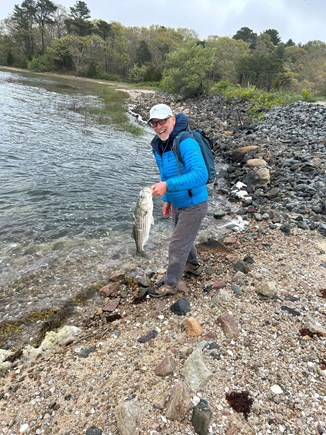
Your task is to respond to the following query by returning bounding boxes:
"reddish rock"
[223,236,237,246]
[154,355,177,376]
[212,280,226,290]
[217,314,240,339]
[102,297,120,312]
[99,282,120,297]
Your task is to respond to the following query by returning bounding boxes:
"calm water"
[0,71,158,243]
[0,70,171,320]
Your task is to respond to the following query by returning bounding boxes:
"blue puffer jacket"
[151,113,208,208]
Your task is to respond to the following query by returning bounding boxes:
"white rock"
[192,395,201,406]
[22,325,81,362]
[0,349,14,371]
[19,424,29,433]
[271,384,283,394]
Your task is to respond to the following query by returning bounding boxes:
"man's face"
[150,116,176,141]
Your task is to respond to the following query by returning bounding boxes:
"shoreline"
[0,65,157,96]
[1,221,325,434]
[1,67,325,434]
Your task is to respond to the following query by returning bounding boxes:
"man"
[149,103,208,297]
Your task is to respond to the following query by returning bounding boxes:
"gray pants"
[164,201,208,286]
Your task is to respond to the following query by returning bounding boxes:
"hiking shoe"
[147,280,188,298]
[184,263,203,276]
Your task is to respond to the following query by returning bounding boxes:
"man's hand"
[151,181,167,197]
[162,202,171,218]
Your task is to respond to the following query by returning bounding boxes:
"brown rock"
[245,158,267,168]
[183,317,203,337]
[154,355,177,376]
[99,282,120,297]
[256,167,270,185]
[223,236,237,246]
[108,273,124,282]
[212,280,226,290]
[165,381,192,421]
[217,314,240,339]
[102,297,120,312]
[231,145,259,162]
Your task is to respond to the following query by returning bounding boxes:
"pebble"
[170,298,191,315]
[19,424,29,433]
[270,384,284,394]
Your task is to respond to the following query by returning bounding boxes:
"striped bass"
[132,187,154,257]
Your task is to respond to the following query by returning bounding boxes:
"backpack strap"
[172,130,192,168]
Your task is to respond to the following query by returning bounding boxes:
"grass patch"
[209,81,318,121]
[86,85,143,135]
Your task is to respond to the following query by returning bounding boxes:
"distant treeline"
[1,0,325,97]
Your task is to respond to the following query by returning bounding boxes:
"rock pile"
[131,94,326,237]
[0,89,325,435]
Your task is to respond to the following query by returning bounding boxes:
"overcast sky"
[1,0,325,44]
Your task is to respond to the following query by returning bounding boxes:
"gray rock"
[191,399,212,435]
[255,281,277,298]
[170,298,191,316]
[115,400,142,435]
[182,348,213,390]
[86,427,103,435]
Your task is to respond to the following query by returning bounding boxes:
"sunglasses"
[149,116,171,128]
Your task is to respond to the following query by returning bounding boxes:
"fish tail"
[136,249,148,259]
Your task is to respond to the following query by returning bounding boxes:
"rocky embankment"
[131,92,326,236]
[0,92,325,435]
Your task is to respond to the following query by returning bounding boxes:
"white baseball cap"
[148,104,173,123]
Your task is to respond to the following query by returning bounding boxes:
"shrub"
[209,81,305,120]
[301,88,316,102]
[27,55,51,72]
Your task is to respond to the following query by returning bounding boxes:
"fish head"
[138,187,153,208]
[139,187,152,199]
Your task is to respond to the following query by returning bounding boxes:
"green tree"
[34,0,57,53]
[263,29,281,45]
[206,36,249,83]
[0,33,14,65]
[135,40,152,65]
[233,26,257,49]
[301,40,326,95]
[238,34,284,90]
[285,38,296,47]
[69,1,90,19]
[58,34,106,76]
[93,19,111,40]
[9,0,58,61]
[65,0,93,36]
[161,40,215,97]
[47,36,72,70]
[12,0,37,59]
